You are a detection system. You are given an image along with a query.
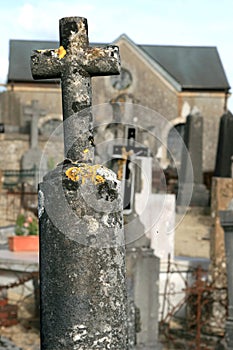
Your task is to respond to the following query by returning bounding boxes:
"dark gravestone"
[177,108,209,208]
[214,110,233,178]
[219,200,233,349]
[31,17,128,349]
[0,123,4,133]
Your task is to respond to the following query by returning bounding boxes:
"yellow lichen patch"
[65,164,106,185]
[65,167,80,181]
[83,149,89,154]
[56,46,66,59]
[95,175,105,184]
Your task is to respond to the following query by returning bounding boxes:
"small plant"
[15,213,38,236]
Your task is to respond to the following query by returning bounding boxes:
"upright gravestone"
[31,17,128,349]
[106,115,161,348]
[219,200,233,349]
[209,177,233,334]
[21,100,47,187]
[177,108,209,208]
[214,110,233,178]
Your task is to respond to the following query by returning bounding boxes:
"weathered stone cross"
[32,17,128,350]
[31,16,120,161]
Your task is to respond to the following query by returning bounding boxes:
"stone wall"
[0,134,63,171]
[0,86,62,129]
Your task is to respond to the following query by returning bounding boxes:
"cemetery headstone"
[0,123,4,133]
[106,103,161,348]
[209,177,233,333]
[219,199,233,349]
[177,108,209,208]
[21,100,47,187]
[214,110,233,178]
[31,17,128,349]
[231,156,233,178]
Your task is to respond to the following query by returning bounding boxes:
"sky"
[1,0,233,109]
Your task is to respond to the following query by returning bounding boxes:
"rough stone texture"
[31,16,127,349]
[39,162,128,349]
[31,16,120,162]
[0,337,22,350]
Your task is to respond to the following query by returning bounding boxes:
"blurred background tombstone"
[214,110,233,178]
[21,100,47,189]
[219,199,233,349]
[177,108,209,209]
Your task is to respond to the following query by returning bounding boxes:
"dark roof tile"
[139,44,230,90]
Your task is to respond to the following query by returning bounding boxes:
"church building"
[0,34,230,180]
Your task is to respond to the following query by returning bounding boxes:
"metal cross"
[31,16,121,162]
[112,126,150,214]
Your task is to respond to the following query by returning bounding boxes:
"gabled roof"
[139,44,230,91]
[8,40,59,83]
[7,37,230,91]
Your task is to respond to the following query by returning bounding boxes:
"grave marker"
[24,100,46,149]
[21,100,47,188]
[214,110,233,178]
[106,114,161,348]
[177,108,209,208]
[31,17,128,349]
[220,200,233,348]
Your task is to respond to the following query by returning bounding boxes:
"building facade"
[0,35,230,175]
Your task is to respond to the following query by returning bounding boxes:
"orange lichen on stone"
[65,165,106,185]
[95,175,105,184]
[65,167,80,181]
[57,46,66,59]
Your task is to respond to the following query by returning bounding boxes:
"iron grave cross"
[31,16,120,162]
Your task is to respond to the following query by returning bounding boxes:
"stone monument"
[219,199,233,349]
[21,100,47,187]
[177,108,209,208]
[214,110,233,178]
[31,17,128,349]
[104,102,161,349]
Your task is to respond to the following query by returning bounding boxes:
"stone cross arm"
[31,17,120,80]
[31,45,120,79]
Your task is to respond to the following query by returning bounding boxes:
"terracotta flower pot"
[8,236,39,252]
